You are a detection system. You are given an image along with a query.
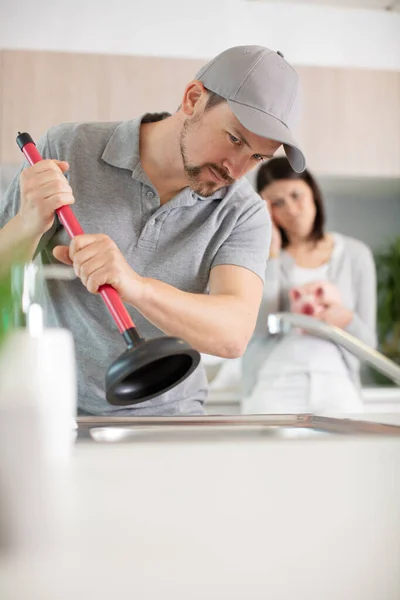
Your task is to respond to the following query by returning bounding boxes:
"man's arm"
[0,128,73,272]
[0,162,34,270]
[134,264,264,358]
[54,233,263,358]
[0,214,41,269]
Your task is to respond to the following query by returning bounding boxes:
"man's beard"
[179,119,234,197]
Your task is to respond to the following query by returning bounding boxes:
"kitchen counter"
[1,414,400,600]
[205,386,400,415]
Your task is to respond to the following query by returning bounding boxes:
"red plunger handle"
[16,132,136,335]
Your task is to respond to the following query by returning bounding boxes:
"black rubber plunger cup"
[17,132,200,406]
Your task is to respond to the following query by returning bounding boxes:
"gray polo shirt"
[0,115,271,415]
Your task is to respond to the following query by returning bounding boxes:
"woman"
[242,157,377,416]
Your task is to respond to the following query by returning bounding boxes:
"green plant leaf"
[372,234,400,384]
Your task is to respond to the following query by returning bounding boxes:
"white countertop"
[1,415,400,600]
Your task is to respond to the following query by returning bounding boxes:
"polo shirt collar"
[101,117,151,183]
[101,115,229,201]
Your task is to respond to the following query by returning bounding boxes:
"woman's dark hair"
[256,156,325,248]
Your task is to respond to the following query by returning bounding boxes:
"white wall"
[1,0,400,70]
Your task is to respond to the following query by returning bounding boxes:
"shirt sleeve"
[0,163,25,230]
[252,256,282,335]
[345,242,377,348]
[211,199,271,283]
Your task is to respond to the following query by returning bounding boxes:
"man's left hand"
[53,234,144,303]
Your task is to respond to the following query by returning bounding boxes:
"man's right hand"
[18,159,75,237]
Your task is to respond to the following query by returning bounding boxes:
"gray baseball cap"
[195,45,306,173]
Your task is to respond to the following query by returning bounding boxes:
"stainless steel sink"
[76,414,400,443]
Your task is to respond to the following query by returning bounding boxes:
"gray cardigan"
[242,233,377,394]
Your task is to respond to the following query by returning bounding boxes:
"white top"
[291,263,329,287]
[259,242,348,375]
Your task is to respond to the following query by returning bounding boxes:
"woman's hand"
[53,234,145,304]
[318,304,353,329]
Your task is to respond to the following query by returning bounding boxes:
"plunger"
[16,132,201,406]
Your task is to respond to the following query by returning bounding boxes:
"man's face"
[179,101,281,197]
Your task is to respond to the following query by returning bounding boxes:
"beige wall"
[1,49,400,177]
[0,50,204,165]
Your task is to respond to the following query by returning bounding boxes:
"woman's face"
[260,178,317,240]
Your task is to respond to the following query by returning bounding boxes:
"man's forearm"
[131,278,256,358]
[0,215,40,271]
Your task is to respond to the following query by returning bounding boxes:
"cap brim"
[227,99,306,173]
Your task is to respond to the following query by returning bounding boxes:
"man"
[0,45,305,416]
